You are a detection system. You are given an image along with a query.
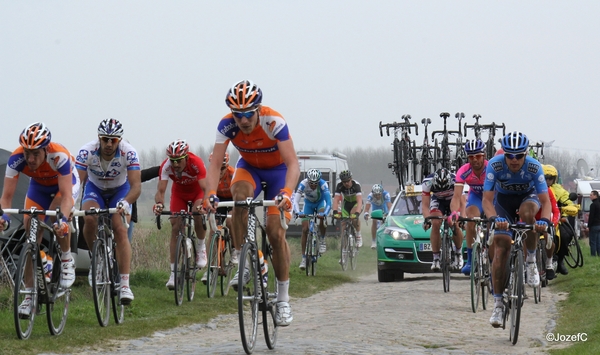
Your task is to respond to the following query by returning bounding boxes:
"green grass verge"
[0,228,376,355]
[548,239,600,354]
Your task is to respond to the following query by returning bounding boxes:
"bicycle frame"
[431,112,461,171]
[379,115,419,189]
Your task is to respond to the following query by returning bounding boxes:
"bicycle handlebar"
[73,208,129,229]
[216,199,288,230]
[379,119,419,136]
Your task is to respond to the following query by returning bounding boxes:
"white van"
[289,151,350,236]
[573,178,600,238]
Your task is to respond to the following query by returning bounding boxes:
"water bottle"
[40,251,52,283]
[258,250,268,288]
[186,238,192,257]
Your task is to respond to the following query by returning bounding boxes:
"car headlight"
[383,227,412,240]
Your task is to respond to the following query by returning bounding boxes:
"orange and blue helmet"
[19,122,52,149]
[225,80,263,110]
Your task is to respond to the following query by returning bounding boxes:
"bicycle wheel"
[509,249,524,345]
[187,238,197,302]
[533,247,542,304]
[238,242,259,354]
[14,243,36,339]
[47,252,70,335]
[207,233,221,298]
[305,233,313,276]
[220,236,234,296]
[393,138,403,188]
[470,242,481,313]
[441,233,451,293]
[110,241,124,325]
[262,243,278,350]
[481,246,490,311]
[309,236,318,276]
[340,228,349,271]
[350,232,358,271]
[92,238,110,327]
[173,234,187,306]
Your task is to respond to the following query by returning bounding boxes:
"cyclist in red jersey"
[205,80,299,327]
[534,173,560,281]
[153,139,208,289]
[0,123,80,316]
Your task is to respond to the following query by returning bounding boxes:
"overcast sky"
[2,1,599,163]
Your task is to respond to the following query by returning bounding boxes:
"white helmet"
[306,169,321,183]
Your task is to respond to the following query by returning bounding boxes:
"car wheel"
[396,271,404,281]
[378,269,394,282]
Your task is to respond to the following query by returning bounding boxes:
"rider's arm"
[482,191,496,220]
[449,184,464,213]
[292,190,302,215]
[206,143,228,196]
[355,193,363,214]
[124,169,141,205]
[155,180,168,205]
[364,202,371,214]
[538,192,552,222]
[332,192,341,212]
[278,139,300,193]
[76,167,88,189]
[57,173,74,217]
[323,187,332,215]
[421,193,431,218]
[0,176,17,209]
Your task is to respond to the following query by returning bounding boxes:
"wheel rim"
[174,236,186,306]
[92,238,110,327]
[238,243,259,354]
[14,244,36,339]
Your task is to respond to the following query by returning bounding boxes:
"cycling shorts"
[341,200,360,217]
[232,159,288,218]
[82,180,132,213]
[494,191,540,237]
[25,172,81,210]
[429,197,451,216]
[466,192,483,213]
[302,200,326,220]
[170,184,204,213]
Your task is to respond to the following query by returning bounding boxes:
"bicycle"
[491,222,536,345]
[156,201,203,306]
[379,115,419,189]
[73,207,127,327]
[532,232,551,304]
[453,112,468,171]
[298,213,323,276]
[335,213,359,271]
[217,198,287,355]
[431,112,461,171]
[464,114,485,141]
[482,122,506,160]
[417,117,439,182]
[458,216,491,313]
[1,206,70,339]
[424,215,457,293]
[206,212,234,297]
[561,216,583,269]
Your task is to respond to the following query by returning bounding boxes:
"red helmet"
[166,139,189,159]
[20,122,52,149]
[225,80,263,109]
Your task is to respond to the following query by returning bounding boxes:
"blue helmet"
[464,139,485,155]
[501,131,529,154]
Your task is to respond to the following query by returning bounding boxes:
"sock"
[433,253,440,260]
[494,295,503,307]
[61,250,72,261]
[276,279,290,303]
[198,239,206,250]
[546,258,553,269]
[120,274,130,288]
[170,263,174,272]
[527,249,536,263]
[466,248,472,263]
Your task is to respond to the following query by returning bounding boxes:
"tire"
[305,233,317,276]
[340,228,349,271]
[350,233,358,271]
[173,234,187,306]
[441,232,451,293]
[393,138,403,188]
[187,237,197,302]
[378,268,394,282]
[92,238,110,327]
[310,237,318,276]
[481,246,491,311]
[238,242,259,354]
[533,247,542,304]
[220,235,234,296]
[262,243,278,350]
[565,235,581,268]
[14,243,36,339]
[47,249,70,335]
[110,238,124,324]
[470,242,481,313]
[510,249,524,345]
[207,233,220,298]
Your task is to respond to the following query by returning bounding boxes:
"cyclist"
[364,184,392,249]
[76,118,141,304]
[422,168,464,271]
[543,164,576,276]
[483,131,552,327]
[333,170,363,247]
[448,139,488,276]
[0,122,80,316]
[152,139,208,289]
[201,151,235,285]
[293,168,332,269]
[204,80,299,327]
[535,170,561,281]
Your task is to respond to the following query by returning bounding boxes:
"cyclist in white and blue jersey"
[482,131,552,328]
[363,184,392,249]
[293,169,332,269]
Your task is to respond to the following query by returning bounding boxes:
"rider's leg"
[230,181,253,253]
[300,219,308,267]
[266,213,291,300]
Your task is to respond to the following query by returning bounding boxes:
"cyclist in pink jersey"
[153,139,208,289]
[204,80,299,327]
[448,139,488,275]
[0,123,80,316]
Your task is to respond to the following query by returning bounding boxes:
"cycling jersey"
[549,183,574,208]
[366,191,392,214]
[6,142,73,186]
[455,160,488,196]
[483,155,547,195]
[535,187,560,225]
[158,152,206,191]
[76,139,140,190]
[292,178,332,216]
[216,165,235,200]
[334,180,362,216]
[214,106,290,170]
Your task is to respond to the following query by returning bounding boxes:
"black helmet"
[433,168,452,190]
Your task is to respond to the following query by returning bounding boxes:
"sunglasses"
[504,153,526,160]
[231,107,259,119]
[169,156,187,163]
[545,175,556,180]
[99,136,121,144]
[467,154,484,160]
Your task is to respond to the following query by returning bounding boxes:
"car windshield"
[390,193,422,216]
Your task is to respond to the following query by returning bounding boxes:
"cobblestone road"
[70,272,569,355]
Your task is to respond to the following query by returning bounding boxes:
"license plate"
[419,243,432,251]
